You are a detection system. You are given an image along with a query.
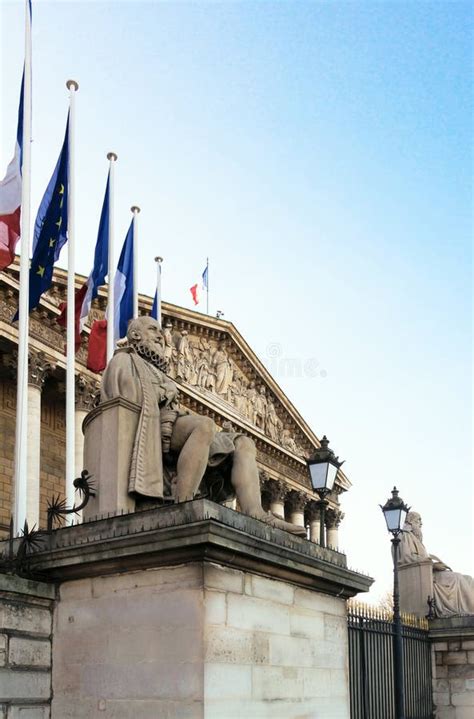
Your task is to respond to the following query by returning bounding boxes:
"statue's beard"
[412,526,423,542]
[132,339,169,372]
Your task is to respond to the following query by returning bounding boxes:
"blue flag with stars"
[27,114,69,314]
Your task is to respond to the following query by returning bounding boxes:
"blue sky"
[1,0,472,600]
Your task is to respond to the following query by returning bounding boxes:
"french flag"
[113,218,134,343]
[0,75,24,270]
[86,218,134,372]
[58,172,110,348]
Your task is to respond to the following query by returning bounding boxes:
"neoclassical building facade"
[0,260,348,546]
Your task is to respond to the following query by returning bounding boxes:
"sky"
[1,0,472,602]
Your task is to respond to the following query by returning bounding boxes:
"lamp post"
[380,487,410,719]
[306,436,344,547]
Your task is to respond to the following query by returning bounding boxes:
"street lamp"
[306,436,344,547]
[380,487,411,719]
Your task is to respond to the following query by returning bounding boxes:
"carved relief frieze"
[156,316,309,460]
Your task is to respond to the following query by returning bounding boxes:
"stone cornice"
[20,499,373,597]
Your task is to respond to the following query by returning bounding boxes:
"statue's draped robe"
[101,348,241,500]
[399,530,474,616]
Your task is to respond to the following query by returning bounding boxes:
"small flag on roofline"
[189,259,209,311]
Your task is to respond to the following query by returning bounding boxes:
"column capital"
[325,508,344,529]
[287,490,308,513]
[75,373,101,412]
[305,500,321,522]
[265,479,288,503]
[28,349,54,389]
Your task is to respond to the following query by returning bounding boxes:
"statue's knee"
[235,435,256,457]
[199,416,217,442]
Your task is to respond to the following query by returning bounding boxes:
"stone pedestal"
[399,559,434,617]
[82,397,139,519]
[23,499,372,719]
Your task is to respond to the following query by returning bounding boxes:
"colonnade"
[262,477,344,549]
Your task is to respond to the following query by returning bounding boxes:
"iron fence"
[348,602,433,719]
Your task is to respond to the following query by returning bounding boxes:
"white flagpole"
[65,79,78,516]
[131,206,140,318]
[154,256,163,326]
[13,0,32,534]
[106,152,117,362]
[206,257,209,315]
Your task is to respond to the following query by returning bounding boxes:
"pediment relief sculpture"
[160,319,307,458]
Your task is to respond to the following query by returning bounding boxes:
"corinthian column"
[27,350,53,527]
[266,480,287,519]
[307,501,321,544]
[326,508,344,550]
[287,491,307,528]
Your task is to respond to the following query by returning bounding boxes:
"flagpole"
[131,206,140,318]
[13,0,32,534]
[106,152,117,362]
[65,79,78,517]
[206,257,209,315]
[154,256,163,326]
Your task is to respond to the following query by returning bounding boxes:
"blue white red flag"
[151,290,158,319]
[202,264,208,290]
[113,219,134,342]
[0,75,24,270]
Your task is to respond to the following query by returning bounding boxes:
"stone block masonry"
[0,574,55,719]
[0,500,371,718]
[52,563,351,719]
[430,615,474,719]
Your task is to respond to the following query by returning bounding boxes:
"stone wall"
[202,563,350,718]
[431,616,474,719]
[0,574,55,718]
[51,562,351,719]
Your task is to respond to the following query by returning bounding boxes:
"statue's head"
[127,316,164,357]
[404,511,423,540]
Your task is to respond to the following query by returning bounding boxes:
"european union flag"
[28,114,69,313]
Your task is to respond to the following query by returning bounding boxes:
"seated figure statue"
[100,316,305,536]
[399,511,474,616]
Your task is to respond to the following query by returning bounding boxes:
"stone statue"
[246,380,258,424]
[254,386,267,431]
[281,428,298,454]
[162,321,176,377]
[265,400,279,441]
[176,330,194,383]
[399,511,474,616]
[100,317,305,536]
[195,340,212,390]
[212,340,234,398]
